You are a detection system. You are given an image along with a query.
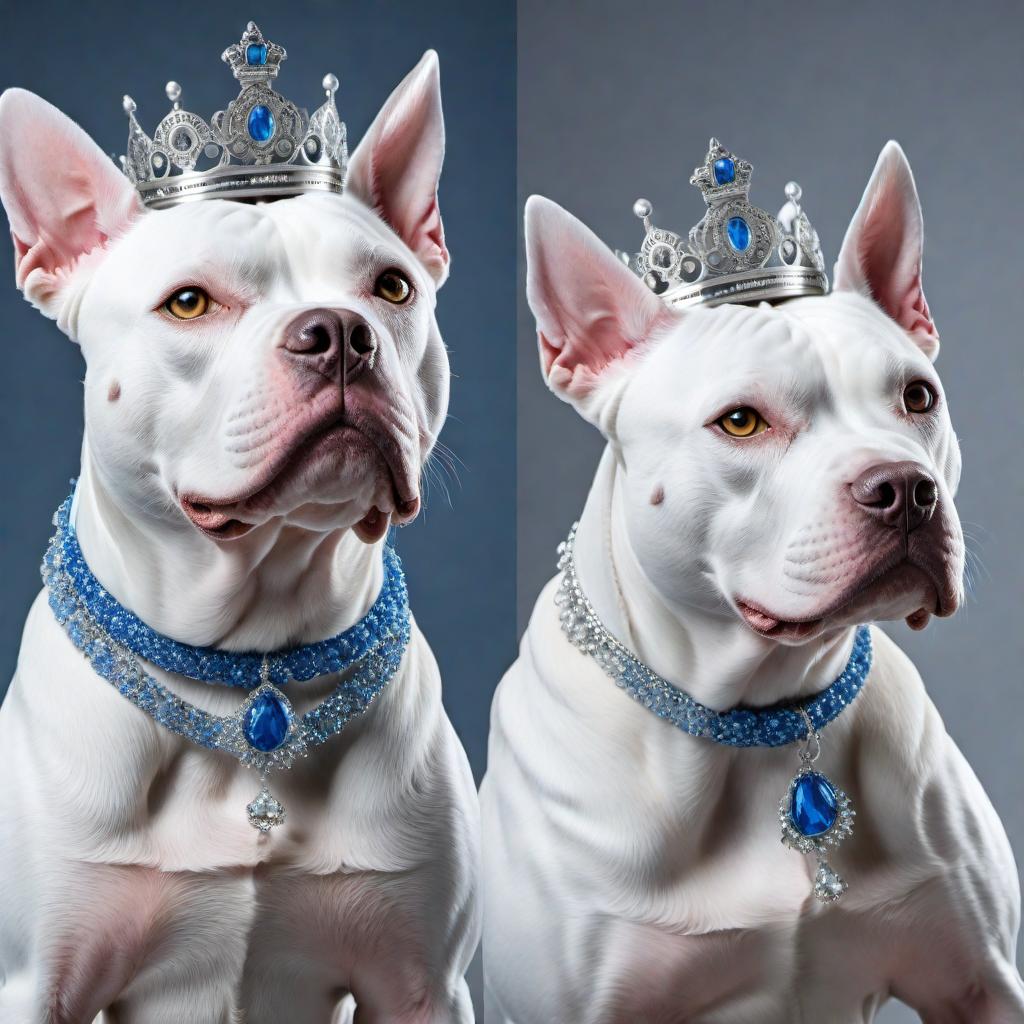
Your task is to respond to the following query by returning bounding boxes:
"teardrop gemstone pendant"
[779,711,855,903]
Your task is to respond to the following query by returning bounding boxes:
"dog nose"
[850,461,938,533]
[281,308,377,376]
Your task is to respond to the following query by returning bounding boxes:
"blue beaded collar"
[556,523,873,748]
[48,485,407,689]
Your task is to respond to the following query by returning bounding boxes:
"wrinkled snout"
[850,461,938,534]
[279,306,378,382]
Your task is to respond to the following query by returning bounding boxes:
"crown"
[120,22,347,209]
[618,139,828,308]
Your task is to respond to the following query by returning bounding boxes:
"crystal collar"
[41,485,412,832]
[48,485,406,689]
[554,523,872,748]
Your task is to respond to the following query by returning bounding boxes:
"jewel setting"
[779,711,856,904]
[241,674,295,753]
[726,215,751,252]
[791,771,838,836]
[247,782,286,833]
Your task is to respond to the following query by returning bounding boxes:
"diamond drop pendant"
[813,860,848,903]
[247,781,286,833]
[779,712,855,904]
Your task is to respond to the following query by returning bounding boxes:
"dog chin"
[735,562,957,645]
[179,434,420,543]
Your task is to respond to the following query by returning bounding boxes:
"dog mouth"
[180,411,420,542]
[734,601,824,642]
[735,550,960,642]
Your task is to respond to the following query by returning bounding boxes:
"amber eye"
[374,270,412,304]
[164,287,210,320]
[717,407,769,438]
[903,380,936,414]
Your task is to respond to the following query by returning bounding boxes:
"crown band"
[136,164,346,210]
[618,138,829,309]
[666,266,828,308]
[120,21,347,209]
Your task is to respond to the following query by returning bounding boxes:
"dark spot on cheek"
[107,380,121,403]
[650,484,665,506]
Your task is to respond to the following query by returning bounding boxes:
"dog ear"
[834,141,939,361]
[0,89,144,325]
[525,195,673,430]
[348,51,448,287]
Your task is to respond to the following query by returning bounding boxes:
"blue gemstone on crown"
[244,691,291,752]
[246,42,268,66]
[713,157,735,185]
[247,104,275,142]
[790,772,838,837]
[727,216,751,252]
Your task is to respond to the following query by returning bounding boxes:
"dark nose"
[280,307,377,377]
[850,461,938,533]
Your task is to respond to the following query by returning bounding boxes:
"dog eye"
[163,287,211,320]
[717,407,769,438]
[374,270,412,305]
[903,380,936,414]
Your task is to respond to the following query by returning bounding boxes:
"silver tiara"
[618,139,828,308]
[120,22,347,209]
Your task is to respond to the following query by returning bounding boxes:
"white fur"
[0,53,479,1024]
[482,146,1023,1022]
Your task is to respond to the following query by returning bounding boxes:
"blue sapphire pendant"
[779,712,855,903]
[229,662,304,831]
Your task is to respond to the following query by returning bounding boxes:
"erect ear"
[347,51,448,287]
[0,89,144,325]
[834,141,939,361]
[525,195,673,430]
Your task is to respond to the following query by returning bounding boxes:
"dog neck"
[71,448,385,653]
[573,447,858,711]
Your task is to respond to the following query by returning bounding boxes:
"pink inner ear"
[858,187,937,347]
[370,132,448,278]
[346,54,448,283]
[12,180,111,290]
[539,305,650,399]
[0,89,142,305]
[527,196,671,403]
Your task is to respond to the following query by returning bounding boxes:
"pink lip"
[735,551,959,642]
[735,600,823,641]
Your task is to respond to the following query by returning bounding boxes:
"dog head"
[0,52,449,546]
[527,142,964,644]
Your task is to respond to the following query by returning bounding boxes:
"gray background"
[517,1,1023,1019]
[0,1,515,1013]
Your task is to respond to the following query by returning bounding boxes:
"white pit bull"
[482,143,1023,1022]
[0,53,479,1024]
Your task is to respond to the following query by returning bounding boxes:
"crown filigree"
[120,22,347,209]
[618,138,828,308]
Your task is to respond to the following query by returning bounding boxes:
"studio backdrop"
[0,0,516,782]
[516,2,1023,1017]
